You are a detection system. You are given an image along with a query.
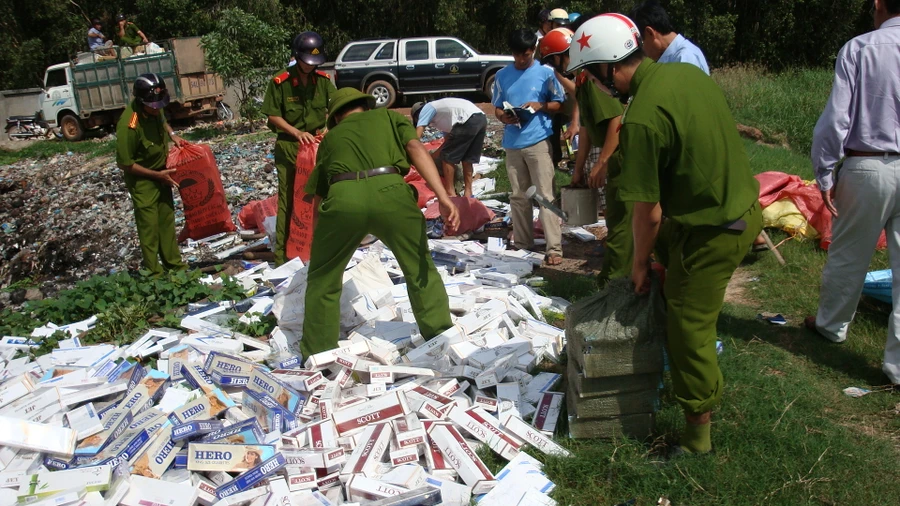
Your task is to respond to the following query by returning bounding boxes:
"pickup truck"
[333,37,514,108]
[40,37,231,141]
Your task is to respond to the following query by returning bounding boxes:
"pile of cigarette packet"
[0,239,573,506]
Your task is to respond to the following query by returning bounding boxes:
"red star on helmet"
[577,33,592,50]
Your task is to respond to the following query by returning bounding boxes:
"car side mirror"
[462,50,472,58]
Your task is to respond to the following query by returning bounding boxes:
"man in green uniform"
[261,32,336,265]
[300,88,461,357]
[115,14,148,49]
[116,73,187,275]
[541,23,632,285]
[569,14,761,454]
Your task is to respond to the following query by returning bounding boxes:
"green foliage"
[0,269,246,355]
[232,313,278,338]
[135,0,204,39]
[715,66,833,155]
[0,139,116,166]
[200,8,289,120]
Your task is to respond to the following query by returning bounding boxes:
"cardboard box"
[247,369,305,416]
[392,414,425,449]
[282,448,345,469]
[270,370,325,392]
[187,443,277,472]
[0,374,35,410]
[201,419,264,445]
[65,403,103,440]
[389,447,420,467]
[131,426,180,479]
[172,420,227,442]
[286,470,318,492]
[427,423,495,495]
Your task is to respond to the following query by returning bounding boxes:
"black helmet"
[91,18,101,25]
[538,9,552,22]
[133,74,170,109]
[116,13,126,22]
[292,32,326,66]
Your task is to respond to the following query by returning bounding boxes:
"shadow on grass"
[718,309,889,386]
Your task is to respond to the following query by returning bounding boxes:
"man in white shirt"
[411,98,487,197]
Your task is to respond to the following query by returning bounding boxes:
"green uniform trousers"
[301,174,453,357]
[125,174,186,275]
[598,175,635,284]
[274,139,300,266]
[656,201,761,415]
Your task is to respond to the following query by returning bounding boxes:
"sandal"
[545,254,563,266]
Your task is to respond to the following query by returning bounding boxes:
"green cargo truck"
[40,37,232,141]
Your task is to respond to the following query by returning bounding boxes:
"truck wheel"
[366,80,396,109]
[60,114,84,142]
[483,74,496,101]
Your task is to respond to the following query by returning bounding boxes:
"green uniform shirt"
[617,59,759,227]
[261,68,335,137]
[116,100,168,170]
[304,108,417,198]
[576,77,624,152]
[118,23,143,47]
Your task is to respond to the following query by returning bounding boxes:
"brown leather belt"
[330,166,401,184]
[846,149,900,157]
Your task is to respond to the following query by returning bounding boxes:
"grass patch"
[715,66,833,155]
[0,139,115,166]
[535,138,899,504]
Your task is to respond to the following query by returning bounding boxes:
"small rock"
[9,289,26,305]
[24,288,43,301]
[0,292,10,305]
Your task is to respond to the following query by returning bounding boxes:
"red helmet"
[539,28,574,58]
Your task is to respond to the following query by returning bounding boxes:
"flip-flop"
[545,255,563,266]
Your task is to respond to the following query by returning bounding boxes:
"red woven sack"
[168,142,236,242]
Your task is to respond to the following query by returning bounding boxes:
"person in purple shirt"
[629,1,710,75]
[806,0,900,386]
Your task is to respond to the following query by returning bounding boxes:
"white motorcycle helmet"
[567,14,642,102]
[567,13,642,71]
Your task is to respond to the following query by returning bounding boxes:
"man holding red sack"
[262,31,336,265]
[116,73,187,275]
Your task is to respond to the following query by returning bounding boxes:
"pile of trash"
[0,236,572,506]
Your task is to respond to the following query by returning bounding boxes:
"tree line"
[0,0,873,91]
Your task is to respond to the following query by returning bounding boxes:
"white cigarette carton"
[0,375,35,410]
[286,470,318,492]
[392,414,426,449]
[332,391,409,436]
[17,465,111,501]
[427,423,496,495]
[282,448,345,470]
[192,475,218,506]
[423,474,471,506]
[213,454,286,500]
[523,373,562,405]
[345,475,409,502]
[0,415,76,458]
[516,488,558,506]
[65,403,103,440]
[270,370,325,392]
[315,472,341,491]
[340,422,392,479]
[304,419,339,449]
[389,447,419,467]
[471,389,499,413]
[532,392,563,434]
[447,406,523,460]
[381,464,427,490]
[187,444,277,472]
[401,335,451,365]
[499,413,571,457]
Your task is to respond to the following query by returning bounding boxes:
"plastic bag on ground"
[168,142,236,242]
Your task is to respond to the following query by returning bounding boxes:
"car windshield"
[342,43,380,62]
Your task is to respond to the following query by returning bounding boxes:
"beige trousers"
[505,138,562,256]
[814,154,900,383]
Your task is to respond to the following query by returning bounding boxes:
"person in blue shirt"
[629,1,710,75]
[492,28,566,265]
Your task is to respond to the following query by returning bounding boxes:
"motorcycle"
[5,113,58,141]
